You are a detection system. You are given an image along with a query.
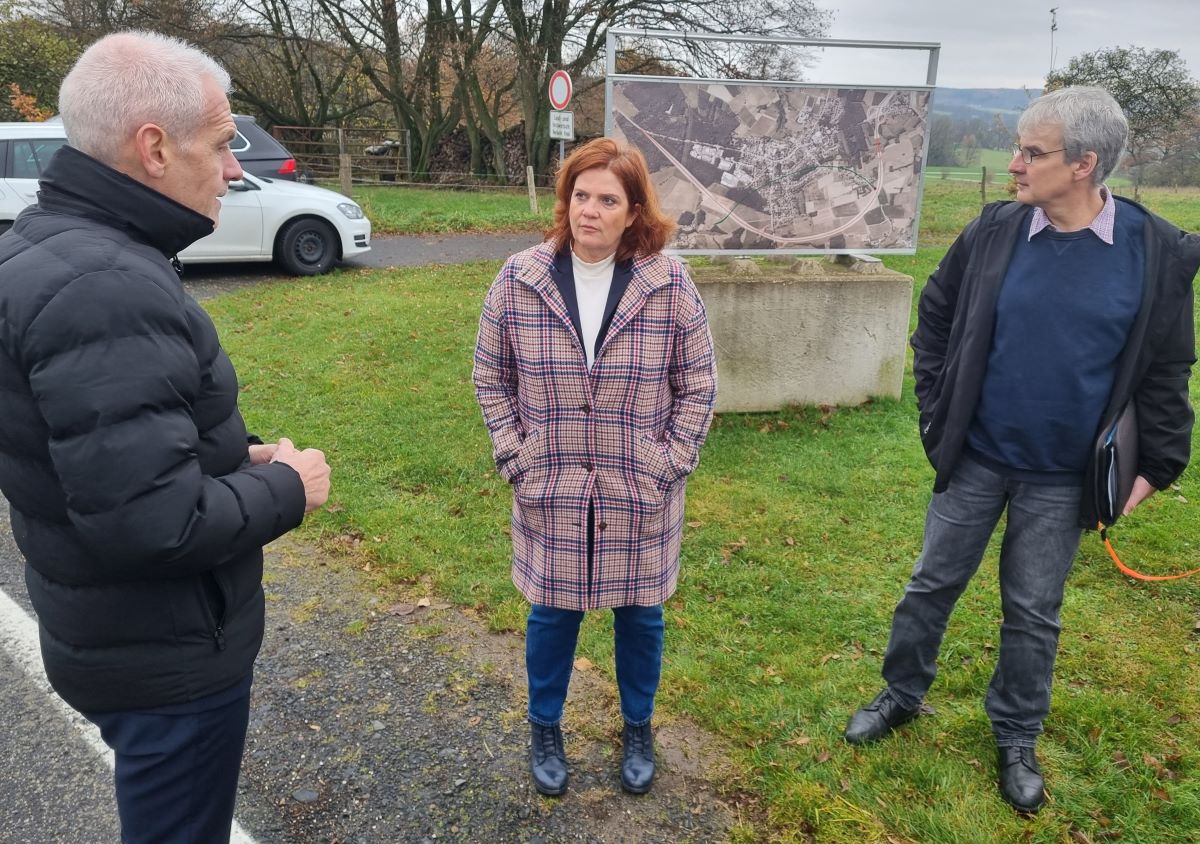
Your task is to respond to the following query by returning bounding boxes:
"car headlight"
[337,202,364,220]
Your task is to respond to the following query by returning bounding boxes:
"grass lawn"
[345,184,554,235]
[204,182,1200,842]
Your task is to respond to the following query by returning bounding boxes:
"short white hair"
[58,30,231,165]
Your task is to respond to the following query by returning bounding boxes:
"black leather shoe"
[998,746,1045,814]
[529,722,568,796]
[843,689,920,745]
[621,722,656,794]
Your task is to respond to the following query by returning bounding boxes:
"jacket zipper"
[202,571,228,652]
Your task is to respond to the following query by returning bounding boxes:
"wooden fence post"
[338,127,352,197]
[526,166,538,214]
[980,166,987,209]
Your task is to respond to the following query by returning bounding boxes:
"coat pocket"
[507,428,545,484]
[633,434,672,510]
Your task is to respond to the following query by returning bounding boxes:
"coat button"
[597,521,608,531]
[580,403,591,414]
[582,462,593,471]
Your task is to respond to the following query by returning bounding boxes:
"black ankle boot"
[997,746,1045,814]
[621,721,655,794]
[529,722,568,795]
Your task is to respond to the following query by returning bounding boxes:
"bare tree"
[312,0,481,177]
[495,0,832,176]
[1045,46,1199,199]
[214,0,378,129]
[37,0,222,42]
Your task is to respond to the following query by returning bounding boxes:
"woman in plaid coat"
[473,138,716,796]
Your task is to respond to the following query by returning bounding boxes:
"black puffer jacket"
[0,146,306,712]
[912,197,1200,529]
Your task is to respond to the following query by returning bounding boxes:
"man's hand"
[270,437,331,513]
[1122,475,1156,516]
[248,443,278,465]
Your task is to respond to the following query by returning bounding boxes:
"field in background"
[351,178,1200,248]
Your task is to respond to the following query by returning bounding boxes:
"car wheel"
[276,218,338,275]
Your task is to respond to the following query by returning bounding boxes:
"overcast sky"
[806,0,1200,89]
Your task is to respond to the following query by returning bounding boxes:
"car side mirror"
[227,179,250,192]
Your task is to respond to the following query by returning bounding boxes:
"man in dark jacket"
[843,87,1199,814]
[0,31,331,842]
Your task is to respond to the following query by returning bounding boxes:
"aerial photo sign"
[609,79,931,253]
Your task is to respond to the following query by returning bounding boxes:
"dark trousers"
[882,456,1082,746]
[83,673,253,844]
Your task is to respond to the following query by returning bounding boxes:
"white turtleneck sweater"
[570,250,615,369]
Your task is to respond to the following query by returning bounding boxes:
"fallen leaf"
[686,520,703,528]
[840,778,851,792]
[814,750,831,764]
[325,502,345,513]
[388,603,416,616]
[308,724,321,732]
[573,657,594,671]
[1089,726,1102,742]
[468,716,482,727]
[1069,831,1093,844]
[785,536,796,546]
[1112,751,1131,770]
[1152,788,1171,802]
[416,597,431,608]
[785,735,812,747]
[1166,713,1183,726]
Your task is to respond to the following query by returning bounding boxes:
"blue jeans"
[83,673,253,844]
[882,456,1082,747]
[526,603,664,727]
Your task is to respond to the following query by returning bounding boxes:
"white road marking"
[0,585,260,844]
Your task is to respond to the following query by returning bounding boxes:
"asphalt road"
[181,231,543,300]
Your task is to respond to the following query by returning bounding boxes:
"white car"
[0,121,370,275]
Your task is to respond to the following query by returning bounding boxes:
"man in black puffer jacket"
[0,31,331,843]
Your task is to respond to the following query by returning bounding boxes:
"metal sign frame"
[604,30,941,256]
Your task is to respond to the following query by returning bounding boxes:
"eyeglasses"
[1011,143,1067,164]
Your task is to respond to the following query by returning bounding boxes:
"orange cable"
[1099,523,1200,581]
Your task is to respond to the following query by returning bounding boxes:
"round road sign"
[548,70,572,110]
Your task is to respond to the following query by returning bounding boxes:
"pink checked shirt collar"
[1028,186,1116,244]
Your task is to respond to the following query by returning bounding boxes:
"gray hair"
[58,30,231,166]
[1017,86,1128,186]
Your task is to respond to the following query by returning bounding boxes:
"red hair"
[545,138,676,262]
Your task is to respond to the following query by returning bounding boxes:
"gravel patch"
[235,538,742,843]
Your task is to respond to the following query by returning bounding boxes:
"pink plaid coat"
[473,242,716,610]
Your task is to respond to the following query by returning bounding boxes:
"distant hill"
[932,87,1041,130]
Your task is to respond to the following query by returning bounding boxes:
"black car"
[232,115,302,181]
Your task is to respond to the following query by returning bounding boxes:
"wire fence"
[271,125,559,190]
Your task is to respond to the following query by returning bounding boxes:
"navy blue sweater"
[966,204,1146,481]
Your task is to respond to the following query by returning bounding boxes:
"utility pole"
[1049,7,1059,74]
